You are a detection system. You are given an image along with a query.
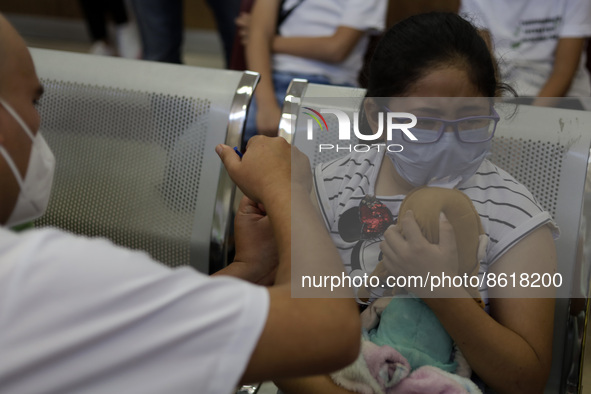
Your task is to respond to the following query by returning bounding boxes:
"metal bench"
[31,48,259,274]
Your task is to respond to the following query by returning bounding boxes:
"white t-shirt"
[460,0,591,96]
[0,227,269,394]
[314,148,559,310]
[273,0,387,86]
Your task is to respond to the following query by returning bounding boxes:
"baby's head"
[398,187,484,278]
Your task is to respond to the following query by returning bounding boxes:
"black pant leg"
[78,0,108,41]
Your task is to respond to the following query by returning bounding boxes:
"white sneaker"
[116,22,142,59]
[89,41,116,56]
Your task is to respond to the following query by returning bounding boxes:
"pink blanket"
[331,338,482,394]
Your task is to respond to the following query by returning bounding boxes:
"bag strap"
[276,0,305,35]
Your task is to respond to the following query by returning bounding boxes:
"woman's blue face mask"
[383,106,499,188]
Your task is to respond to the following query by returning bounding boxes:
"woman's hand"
[379,210,461,298]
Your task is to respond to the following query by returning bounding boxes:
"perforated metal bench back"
[487,105,591,393]
[31,48,258,273]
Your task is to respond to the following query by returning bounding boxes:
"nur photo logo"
[304,108,418,153]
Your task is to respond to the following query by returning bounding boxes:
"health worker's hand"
[232,195,278,285]
[217,136,311,204]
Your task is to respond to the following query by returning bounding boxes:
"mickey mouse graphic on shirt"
[338,194,395,275]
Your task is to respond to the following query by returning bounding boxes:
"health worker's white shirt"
[0,227,269,394]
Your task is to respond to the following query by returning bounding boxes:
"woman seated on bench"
[277,12,558,394]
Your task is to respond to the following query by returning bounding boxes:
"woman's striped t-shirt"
[313,147,559,308]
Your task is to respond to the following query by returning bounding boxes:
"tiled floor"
[9,14,591,394]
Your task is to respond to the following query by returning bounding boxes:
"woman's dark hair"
[365,12,509,97]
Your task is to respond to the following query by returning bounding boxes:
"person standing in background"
[242,0,387,141]
[77,0,142,58]
[130,0,240,66]
[460,0,591,107]
[129,0,184,63]
[206,0,241,67]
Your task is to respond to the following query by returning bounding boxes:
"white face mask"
[386,129,491,188]
[0,97,55,228]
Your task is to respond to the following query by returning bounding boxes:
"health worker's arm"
[216,137,361,384]
[274,175,361,394]
[211,195,278,286]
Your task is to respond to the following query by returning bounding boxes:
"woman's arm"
[246,0,282,136]
[381,212,556,393]
[473,226,555,393]
[272,26,365,63]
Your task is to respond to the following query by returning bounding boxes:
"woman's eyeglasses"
[385,106,500,144]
